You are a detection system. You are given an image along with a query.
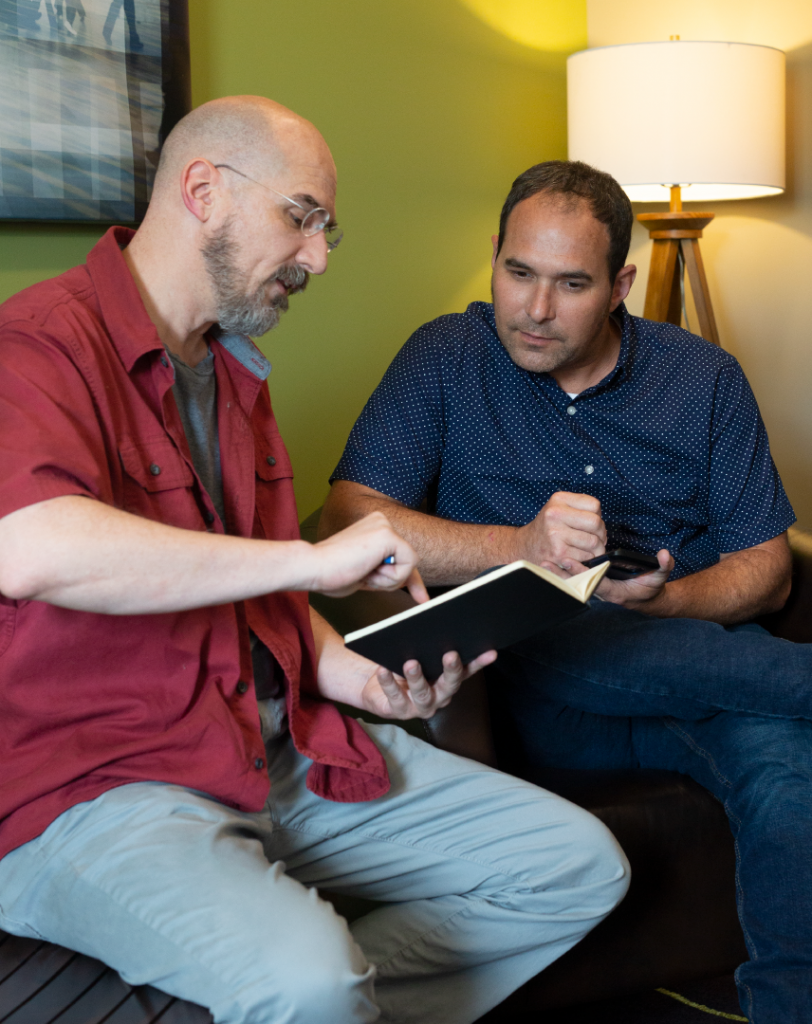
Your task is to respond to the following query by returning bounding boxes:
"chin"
[510,348,565,375]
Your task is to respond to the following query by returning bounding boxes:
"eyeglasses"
[214,163,343,252]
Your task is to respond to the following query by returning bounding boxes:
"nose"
[296,230,330,276]
[526,282,554,324]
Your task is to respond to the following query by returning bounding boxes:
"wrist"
[270,538,322,593]
[622,581,672,617]
[505,524,529,564]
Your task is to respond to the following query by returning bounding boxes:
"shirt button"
[567,405,576,415]
[149,463,161,476]
[236,680,249,695]
[160,356,169,367]
[254,757,265,770]
[266,456,276,466]
[585,465,594,475]
[204,510,215,524]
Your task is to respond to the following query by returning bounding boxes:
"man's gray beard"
[201,222,309,337]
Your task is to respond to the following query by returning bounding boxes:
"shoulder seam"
[0,277,95,333]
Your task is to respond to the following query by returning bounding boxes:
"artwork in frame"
[0,0,191,223]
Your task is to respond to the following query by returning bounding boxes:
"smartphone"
[582,548,660,580]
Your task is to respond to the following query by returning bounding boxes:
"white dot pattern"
[332,302,795,579]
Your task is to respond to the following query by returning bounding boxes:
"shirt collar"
[209,325,272,380]
[611,302,632,378]
[86,226,164,373]
[577,301,633,396]
[86,226,272,381]
[478,300,634,396]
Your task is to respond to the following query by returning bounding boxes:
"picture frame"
[0,0,191,223]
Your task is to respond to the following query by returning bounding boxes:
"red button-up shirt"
[0,227,389,859]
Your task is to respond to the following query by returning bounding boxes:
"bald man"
[0,98,628,1024]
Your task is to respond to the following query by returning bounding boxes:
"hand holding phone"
[582,548,660,580]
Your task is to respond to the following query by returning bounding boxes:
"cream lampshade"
[567,41,785,203]
[566,41,786,345]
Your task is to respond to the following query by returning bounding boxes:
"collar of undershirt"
[208,326,272,380]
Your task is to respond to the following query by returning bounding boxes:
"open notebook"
[344,559,609,680]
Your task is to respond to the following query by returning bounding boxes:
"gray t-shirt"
[168,346,286,738]
[168,349,226,527]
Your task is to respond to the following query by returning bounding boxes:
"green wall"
[0,0,586,518]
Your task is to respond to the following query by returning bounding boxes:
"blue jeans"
[486,599,812,1024]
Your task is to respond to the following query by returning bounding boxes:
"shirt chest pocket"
[254,435,297,541]
[119,437,199,529]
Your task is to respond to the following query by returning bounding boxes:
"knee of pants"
[553,807,631,919]
[682,716,812,820]
[217,899,378,1024]
[732,760,812,829]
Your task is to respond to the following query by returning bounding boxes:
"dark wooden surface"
[0,931,210,1023]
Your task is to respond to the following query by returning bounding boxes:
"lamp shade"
[567,41,785,203]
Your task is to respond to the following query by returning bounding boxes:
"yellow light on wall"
[457,0,586,52]
[567,41,785,202]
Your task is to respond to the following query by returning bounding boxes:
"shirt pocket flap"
[119,438,194,492]
[255,436,294,481]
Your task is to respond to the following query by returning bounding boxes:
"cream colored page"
[527,559,609,602]
[344,559,609,643]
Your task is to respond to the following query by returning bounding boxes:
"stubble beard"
[517,330,567,372]
[496,298,614,375]
[201,219,309,337]
[498,314,575,374]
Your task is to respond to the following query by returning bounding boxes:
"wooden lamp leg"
[643,239,681,324]
[681,239,720,347]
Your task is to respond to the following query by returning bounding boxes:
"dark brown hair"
[496,160,633,282]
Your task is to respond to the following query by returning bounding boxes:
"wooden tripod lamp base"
[637,186,720,346]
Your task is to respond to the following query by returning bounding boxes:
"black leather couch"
[2,521,811,1023]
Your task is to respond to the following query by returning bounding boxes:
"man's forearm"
[631,538,791,625]
[0,495,321,614]
[320,482,519,585]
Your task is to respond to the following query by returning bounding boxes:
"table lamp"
[567,40,785,345]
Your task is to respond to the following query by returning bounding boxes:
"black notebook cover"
[344,560,607,680]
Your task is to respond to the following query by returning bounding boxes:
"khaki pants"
[0,721,628,1024]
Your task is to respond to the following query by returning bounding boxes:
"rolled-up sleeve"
[707,362,795,552]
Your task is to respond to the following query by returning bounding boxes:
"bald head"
[151,96,334,204]
[126,96,337,351]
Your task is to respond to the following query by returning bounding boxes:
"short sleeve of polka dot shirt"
[331,301,795,579]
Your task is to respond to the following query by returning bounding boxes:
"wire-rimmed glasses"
[214,163,343,252]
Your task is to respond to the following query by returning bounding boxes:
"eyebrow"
[503,258,593,282]
[504,258,534,272]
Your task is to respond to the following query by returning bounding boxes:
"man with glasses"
[0,99,628,1024]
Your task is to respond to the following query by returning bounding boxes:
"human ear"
[491,234,499,269]
[610,264,637,310]
[180,159,221,223]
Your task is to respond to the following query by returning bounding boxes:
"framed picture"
[0,0,191,223]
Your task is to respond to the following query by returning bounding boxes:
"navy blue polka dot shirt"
[331,302,795,579]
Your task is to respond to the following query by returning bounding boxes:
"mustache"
[270,264,309,295]
[509,320,564,341]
